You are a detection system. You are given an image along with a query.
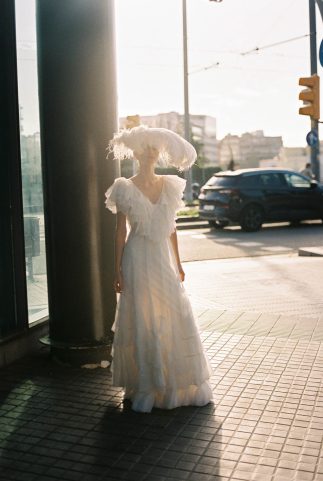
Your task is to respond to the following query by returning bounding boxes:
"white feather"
[107,125,197,171]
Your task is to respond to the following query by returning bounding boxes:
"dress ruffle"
[104,174,213,413]
[163,174,186,211]
[111,234,213,413]
[104,177,131,215]
[126,381,213,413]
[105,175,187,242]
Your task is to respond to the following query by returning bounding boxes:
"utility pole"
[182,0,193,203]
[309,0,320,180]
[182,0,223,200]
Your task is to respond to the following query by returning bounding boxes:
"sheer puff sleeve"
[164,175,186,212]
[104,177,130,215]
[158,175,187,238]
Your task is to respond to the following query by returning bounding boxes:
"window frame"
[284,173,311,189]
[0,0,29,339]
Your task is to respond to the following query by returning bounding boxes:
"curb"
[298,246,323,257]
[176,216,209,230]
[176,216,201,223]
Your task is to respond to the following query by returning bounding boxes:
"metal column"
[36,0,118,365]
[0,0,28,339]
[182,0,193,202]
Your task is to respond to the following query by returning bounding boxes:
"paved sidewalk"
[1,255,323,481]
[185,255,323,340]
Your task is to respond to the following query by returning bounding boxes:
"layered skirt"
[111,232,213,413]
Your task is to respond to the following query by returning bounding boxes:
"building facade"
[261,142,323,182]
[218,130,283,170]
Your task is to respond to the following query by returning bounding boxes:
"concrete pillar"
[36,0,118,365]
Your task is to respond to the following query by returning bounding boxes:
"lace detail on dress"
[104,175,187,242]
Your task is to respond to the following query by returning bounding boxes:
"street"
[178,220,323,262]
[179,219,323,341]
[179,218,323,340]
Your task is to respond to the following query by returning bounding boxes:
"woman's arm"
[170,228,185,282]
[114,211,127,292]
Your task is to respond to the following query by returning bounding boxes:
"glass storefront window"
[15,0,48,324]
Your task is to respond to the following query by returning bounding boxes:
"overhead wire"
[188,31,310,75]
[190,62,220,74]
[189,64,294,75]
[240,34,310,56]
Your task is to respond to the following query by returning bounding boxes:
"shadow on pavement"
[0,349,222,481]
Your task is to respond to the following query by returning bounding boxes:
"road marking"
[236,242,263,247]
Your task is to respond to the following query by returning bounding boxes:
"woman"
[105,125,213,413]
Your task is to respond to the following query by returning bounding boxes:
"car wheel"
[208,220,228,229]
[240,205,263,232]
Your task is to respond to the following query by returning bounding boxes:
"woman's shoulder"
[105,176,132,199]
[105,177,131,214]
[163,174,186,192]
[112,176,129,186]
[107,176,130,193]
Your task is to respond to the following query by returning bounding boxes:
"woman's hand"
[114,271,124,293]
[178,264,185,282]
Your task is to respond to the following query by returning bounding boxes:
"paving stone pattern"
[2,254,323,480]
[185,256,323,319]
[1,328,323,481]
[186,256,323,342]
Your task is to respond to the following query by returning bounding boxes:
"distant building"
[139,112,181,132]
[189,114,217,167]
[258,158,281,168]
[275,142,323,182]
[120,111,218,167]
[217,134,240,170]
[274,146,309,172]
[218,130,283,169]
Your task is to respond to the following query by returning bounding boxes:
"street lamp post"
[182,0,192,203]
[182,0,223,203]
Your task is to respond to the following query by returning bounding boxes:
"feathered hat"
[108,125,197,170]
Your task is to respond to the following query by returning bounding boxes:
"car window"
[206,176,238,187]
[239,175,262,187]
[284,173,311,188]
[259,173,284,187]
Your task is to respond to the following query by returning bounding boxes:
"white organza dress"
[105,175,213,413]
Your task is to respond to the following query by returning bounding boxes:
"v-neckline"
[129,177,165,206]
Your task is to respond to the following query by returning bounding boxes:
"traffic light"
[299,74,320,120]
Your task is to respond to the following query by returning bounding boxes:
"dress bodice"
[105,175,186,241]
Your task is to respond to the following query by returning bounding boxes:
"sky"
[16,0,323,147]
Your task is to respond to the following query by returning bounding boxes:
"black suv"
[198,168,323,231]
